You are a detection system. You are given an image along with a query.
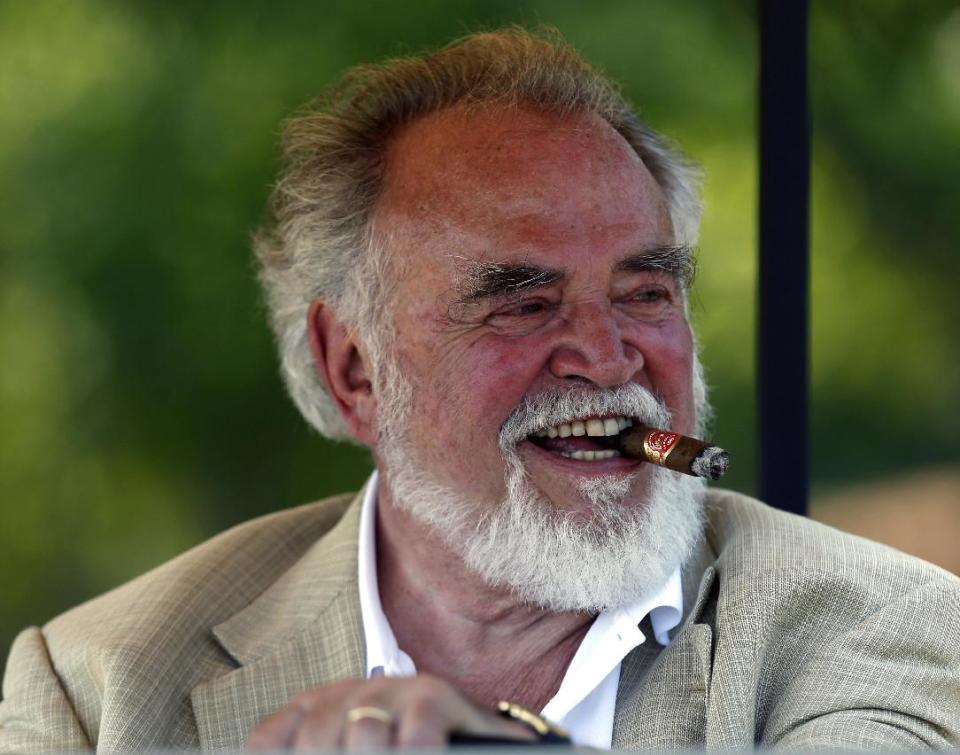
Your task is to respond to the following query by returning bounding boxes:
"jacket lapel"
[612,535,717,749]
[191,490,367,752]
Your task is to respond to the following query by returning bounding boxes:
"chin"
[445,449,709,613]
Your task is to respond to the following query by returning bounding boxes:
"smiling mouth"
[526,415,634,461]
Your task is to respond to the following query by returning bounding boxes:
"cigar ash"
[691,446,729,480]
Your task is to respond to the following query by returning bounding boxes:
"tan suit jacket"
[1,487,958,751]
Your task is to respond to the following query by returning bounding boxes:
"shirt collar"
[357,471,416,678]
[539,565,682,722]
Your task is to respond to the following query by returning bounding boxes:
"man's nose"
[546,301,643,387]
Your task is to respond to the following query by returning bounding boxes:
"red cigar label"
[643,430,680,465]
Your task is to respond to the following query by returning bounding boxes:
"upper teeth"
[535,416,632,439]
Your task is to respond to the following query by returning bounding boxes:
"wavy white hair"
[254,27,703,441]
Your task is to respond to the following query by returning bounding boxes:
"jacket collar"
[612,528,718,748]
[191,488,367,751]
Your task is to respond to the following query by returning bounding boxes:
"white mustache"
[499,384,672,450]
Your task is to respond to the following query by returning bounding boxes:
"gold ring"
[346,706,395,725]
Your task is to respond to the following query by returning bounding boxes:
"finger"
[395,694,448,748]
[290,711,342,753]
[342,708,395,751]
[337,678,398,750]
[396,677,538,746]
[245,706,302,750]
[286,691,342,752]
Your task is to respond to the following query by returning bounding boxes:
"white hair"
[377,357,709,612]
[254,27,703,441]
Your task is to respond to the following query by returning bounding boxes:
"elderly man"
[2,28,958,753]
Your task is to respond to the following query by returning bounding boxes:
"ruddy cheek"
[643,320,693,363]
[466,347,538,419]
[631,323,694,411]
[489,343,547,385]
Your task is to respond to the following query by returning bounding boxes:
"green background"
[2,0,959,683]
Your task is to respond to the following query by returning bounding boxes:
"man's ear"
[306,300,377,446]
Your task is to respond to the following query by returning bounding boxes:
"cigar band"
[643,430,680,465]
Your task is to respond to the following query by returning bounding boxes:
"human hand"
[244,675,541,750]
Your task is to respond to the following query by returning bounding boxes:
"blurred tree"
[1,0,957,683]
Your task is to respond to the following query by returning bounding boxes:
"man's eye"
[514,302,546,315]
[484,299,554,330]
[498,300,547,317]
[631,287,669,303]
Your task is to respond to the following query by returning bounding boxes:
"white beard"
[375,357,708,613]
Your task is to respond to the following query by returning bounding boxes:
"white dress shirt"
[357,471,683,748]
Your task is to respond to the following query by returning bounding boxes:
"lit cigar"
[618,425,729,480]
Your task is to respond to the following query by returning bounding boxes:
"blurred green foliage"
[1,0,958,681]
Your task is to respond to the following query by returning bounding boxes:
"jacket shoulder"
[701,490,960,747]
[704,487,958,593]
[46,492,357,640]
[31,492,358,747]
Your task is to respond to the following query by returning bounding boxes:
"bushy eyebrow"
[451,245,697,306]
[453,261,565,304]
[615,245,698,290]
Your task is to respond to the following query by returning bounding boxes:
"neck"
[375,481,594,711]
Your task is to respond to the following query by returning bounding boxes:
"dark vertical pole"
[758,1,810,515]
